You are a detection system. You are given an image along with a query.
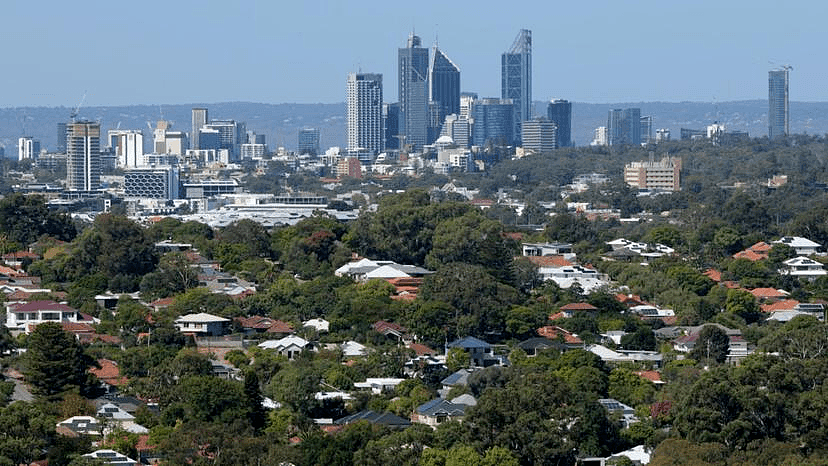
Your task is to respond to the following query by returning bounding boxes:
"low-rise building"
[174,312,230,336]
[624,156,681,191]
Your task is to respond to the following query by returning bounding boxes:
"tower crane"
[69,91,87,122]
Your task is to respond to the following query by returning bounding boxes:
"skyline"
[2,0,826,108]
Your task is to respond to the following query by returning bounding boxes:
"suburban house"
[733,241,772,261]
[522,242,574,259]
[334,410,411,429]
[174,312,230,336]
[97,403,148,434]
[412,396,476,428]
[373,320,408,341]
[557,302,599,318]
[82,449,138,466]
[671,323,751,364]
[258,335,313,359]
[773,236,822,256]
[598,398,638,427]
[334,258,432,282]
[587,344,663,367]
[303,318,330,333]
[354,377,405,394]
[234,316,294,336]
[446,336,506,367]
[781,257,827,280]
[5,300,97,335]
[56,416,104,437]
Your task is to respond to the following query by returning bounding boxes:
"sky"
[2,0,826,108]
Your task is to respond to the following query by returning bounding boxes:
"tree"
[0,193,76,246]
[243,370,266,431]
[139,252,198,299]
[620,327,657,351]
[0,401,57,465]
[689,325,730,364]
[23,323,96,398]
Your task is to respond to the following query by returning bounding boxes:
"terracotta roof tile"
[750,288,789,299]
[408,343,437,356]
[761,299,801,312]
[560,302,598,311]
[635,370,664,383]
[704,269,722,282]
[523,255,573,267]
[89,359,128,386]
[537,325,583,344]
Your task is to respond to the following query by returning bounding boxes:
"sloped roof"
[334,410,411,427]
[90,359,128,387]
[750,288,789,299]
[447,336,491,349]
[175,312,230,323]
[11,300,76,313]
[761,299,800,312]
[537,326,583,344]
[560,302,598,311]
[704,269,722,282]
[524,255,573,267]
[416,398,468,417]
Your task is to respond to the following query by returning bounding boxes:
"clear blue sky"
[2,0,824,107]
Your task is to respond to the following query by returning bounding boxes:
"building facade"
[108,130,144,168]
[124,166,180,199]
[768,67,790,139]
[608,108,641,146]
[501,29,532,143]
[640,115,653,144]
[547,99,572,147]
[398,33,429,151]
[521,117,557,153]
[624,156,682,191]
[191,107,208,150]
[298,128,320,155]
[428,46,460,143]
[66,121,101,191]
[346,72,384,154]
[18,137,40,161]
[471,98,514,147]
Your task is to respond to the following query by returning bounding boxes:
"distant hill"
[1,100,827,156]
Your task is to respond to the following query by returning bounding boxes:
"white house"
[258,335,311,359]
[174,312,230,336]
[5,300,97,334]
[774,236,822,256]
[781,257,827,280]
[82,449,138,466]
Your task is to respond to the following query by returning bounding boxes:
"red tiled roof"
[761,299,800,312]
[750,288,788,299]
[548,311,565,321]
[703,269,722,282]
[615,293,649,307]
[2,251,40,260]
[537,325,583,344]
[386,277,424,286]
[373,320,407,334]
[408,343,437,356]
[732,242,772,261]
[62,322,95,333]
[267,320,294,334]
[560,302,598,311]
[723,281,740,289]
[11,300,76,313]
[89,359,128,386]
[635,370,664,383]
[150,297,176,308]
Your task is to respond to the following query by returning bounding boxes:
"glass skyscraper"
[398,33,429,151]
[429,46,460,143]
[66,121,101,191]
[501,29,532,144]
[471,98,515,147]
[346,73,383,154]
[547,99,572,147]
[768,67,790,139]
[607,108,641,146]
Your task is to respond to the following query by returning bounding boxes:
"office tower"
[398,33,429,151]
[346,73,384,154]
[521,117,557,153]
[18,137,40,161]
[640,116,653,144]
[383,103,400,150]
[440,114,472,148]
[191,108,208,150]
[56,122,67,152]
[460,93,477,118]
[471,98,515,147]
[428,45,460,143]
[502,29,532,142]
[769,67,790,139]
[547,99,572,147]
[607,108,641,146]
[66,121,101,191]
[204,120,245,161]
[108,130,144,168]
[298,128,320,155]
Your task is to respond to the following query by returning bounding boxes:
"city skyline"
[1,0,826,108]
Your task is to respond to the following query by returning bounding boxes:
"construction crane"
[69,91,87,122]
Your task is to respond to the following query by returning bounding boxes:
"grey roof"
[334,410,411,428]
[517,337,565,351]
[441,368,474,386]
[416,398,468,417]
[447,336,491,349]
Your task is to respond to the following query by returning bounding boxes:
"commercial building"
[502,29,532,143]
[398,33,429,150]
[439,114,472,148]
[66,121,101,191]
[346,72,384,155]
[547,99,571,147]
[471,98,514,147]
[191,108,208,150]
[18,137,40,161]
[640,116,653,144]
[124,166,180,199]
[298,128,320,155]
[624,156,682,191]
[608,108,641,146]
[182,179,241,198]
[383,103,400,150]
[521,117,557,153]
[108,130,144,168]
[768,67,790,139]
[428,45,460,143]
[56,122,67,152]
[203,120,245,161]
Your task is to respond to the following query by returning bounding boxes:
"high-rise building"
[346,72,384,154]
[66,121,101,191]
[460,93,477,119]
[124,166,180,199]
[624,156,682,191]
[383,103,400,150]
[769,67,790,139]
[471,98,514,147]
[502,29,532,143]
[108,130,144,168]
[428,45,460,143]
[191,108,208,150]
[440,114,472,148]
[18,137,40,161]
[203,120,245,161]
[547,100,572,147]
[398,33,429,151]
[640,116,653,144]
[56,122,67,152]
[298,128,320,155]
[607,108,641,146]
[521,117,557,153]
[591,126,608,146]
